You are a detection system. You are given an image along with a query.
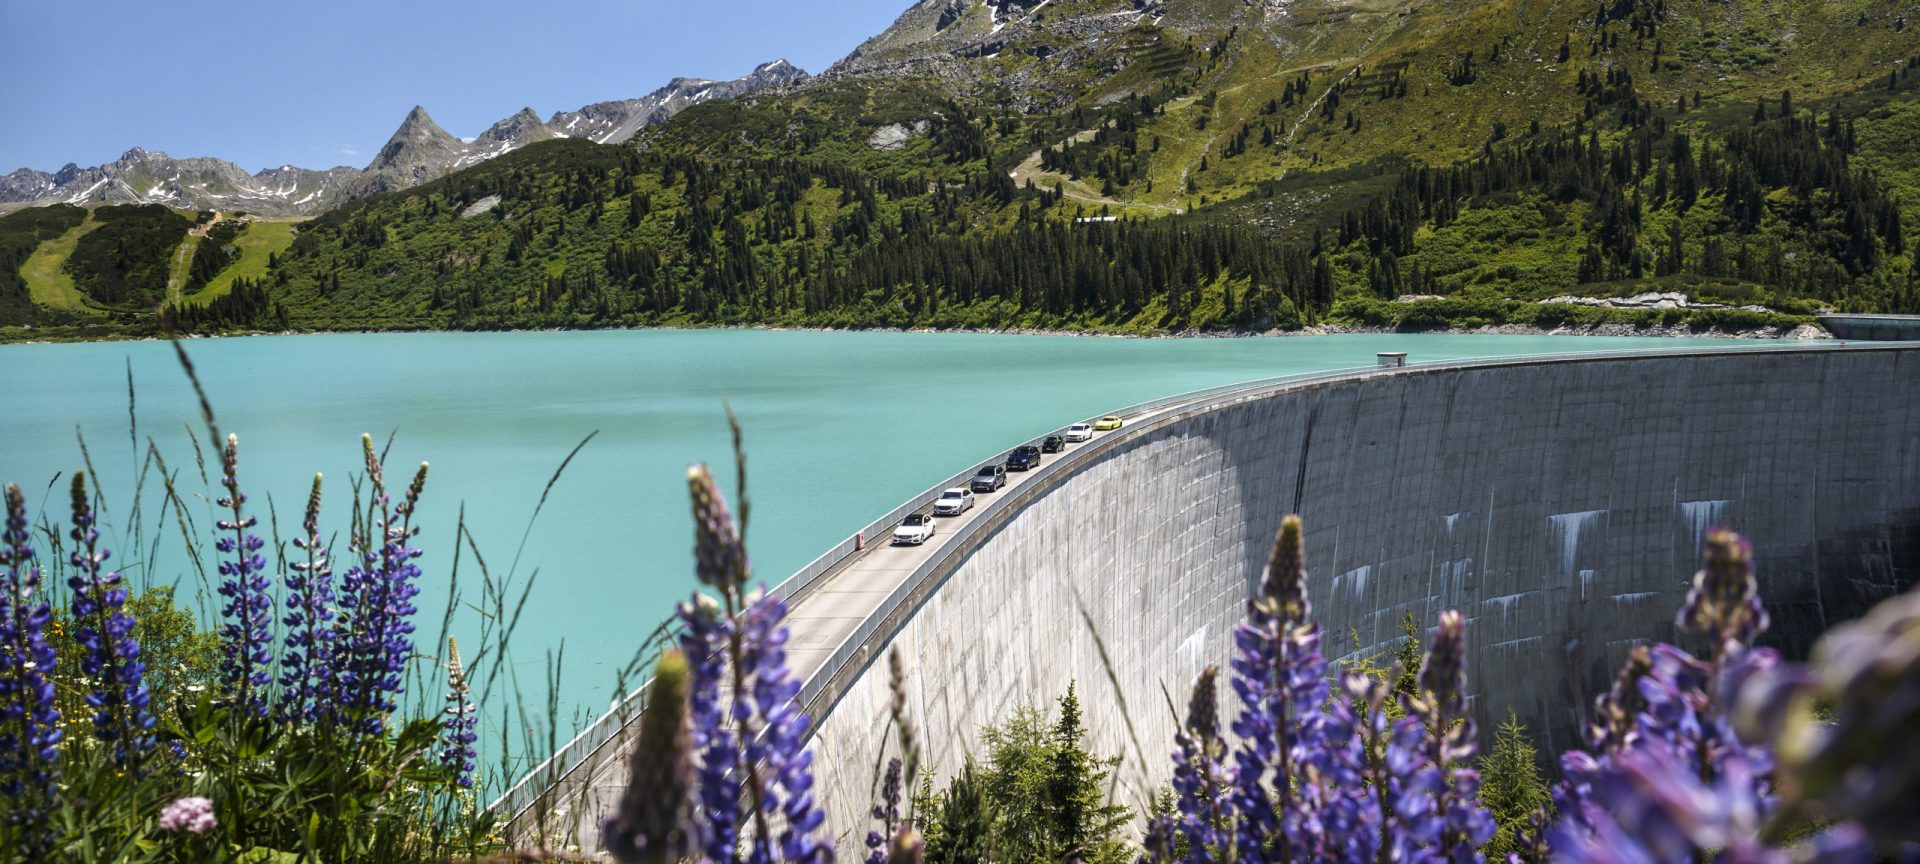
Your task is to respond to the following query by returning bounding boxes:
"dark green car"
[1041,435,1066,453]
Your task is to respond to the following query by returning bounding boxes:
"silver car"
[931,488,974,516]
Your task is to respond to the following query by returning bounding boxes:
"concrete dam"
[503,343,1920,849]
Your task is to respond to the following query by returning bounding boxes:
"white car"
[892,513,937,545]
[931,488,974,516]
[1063,423,1094,443]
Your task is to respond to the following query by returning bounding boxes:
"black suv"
[1041,435,1066,454]
[971,463,1007,492]
[1007,445,1042,471]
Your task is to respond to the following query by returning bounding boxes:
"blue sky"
[0,0,907,174]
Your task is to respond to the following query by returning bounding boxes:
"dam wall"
[805,345,1920,841]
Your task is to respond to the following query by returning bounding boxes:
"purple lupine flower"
[158,796,218,834]
[670,463,831,864]
[689,465,747,593]
[1393,609,1496,862]
[1167,666,1237,864]
[1730,584,1920,847]
[331,436,428,737]
[1678,529,1769,662]
[279,474,336,724]
[1228,515,1371,864]
[214,434,273,717]
[66,472,155,769]
[1342,670,1400,864]
[865,757,903,864]
[603,649,698,864]
[1553,530,1874,863]
[678,592,737,862]
[440,636,477,788]
[0,483,61,855]
[740,587,832,864]
[884,824,924,864]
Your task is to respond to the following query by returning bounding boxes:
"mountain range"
[0,59,808,217]
[6,0,1920,339]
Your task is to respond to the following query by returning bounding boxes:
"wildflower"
[675,461,831,864]
[1228,515,1371,864]
[1678,529,1769,660]
[865,757,903,864]
[1732,584,1920,846]
[688,465,747,592]
[741,587,832,864]
[678,593,736,862]
[65,472,154,770]
[214,434,272,717]
[1168,666,1236,864]
[603,650,697,864]
[0,483,62,854]
[158,796,217,834]
[1551,530,1871,863]
[332,436,428,737]
[440,636,477,788]
[280,473,336,724]
[1389,609,1495,862]
[885,824,924,864]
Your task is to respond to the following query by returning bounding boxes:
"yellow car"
[1093,415,1124,431]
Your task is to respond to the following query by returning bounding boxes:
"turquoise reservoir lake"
[0,329,1745,781]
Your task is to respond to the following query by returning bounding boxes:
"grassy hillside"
[184,220,298,306]
[0,204,88,323]
[20,211,103,317]
[4,0,1918,339]
[63,204,194,309]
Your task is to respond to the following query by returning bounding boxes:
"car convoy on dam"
[894,415,1124,546]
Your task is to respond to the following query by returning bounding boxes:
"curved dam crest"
[806,345,1920,840]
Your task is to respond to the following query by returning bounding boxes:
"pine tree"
[925,763,990,864]
[1478,709,1554,860]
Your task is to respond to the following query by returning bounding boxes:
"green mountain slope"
[5,0,1920,338]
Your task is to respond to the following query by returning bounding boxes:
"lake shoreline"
[0,318,1832,347]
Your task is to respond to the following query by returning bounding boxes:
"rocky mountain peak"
[3,58,811,215]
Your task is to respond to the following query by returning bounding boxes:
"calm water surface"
[0,329,1747,778]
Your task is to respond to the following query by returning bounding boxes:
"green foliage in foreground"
[911,685,1133,864]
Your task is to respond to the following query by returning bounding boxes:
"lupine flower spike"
[866,757,903,864]
[214,434,273,717]
[1166,666,1236,864]
[67,471,154,770]
[1551,529,1872,863]
[604,649,698,864]
[1227,514,1372,864]
[333,436,428,737]
[0,483,61,855]
[1731,583,1920,848]
[280,473,336,724]
[676,462,832,864]
[1388,609,1495,862]
[1679,529,1769,663]
[440,636,477,788]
